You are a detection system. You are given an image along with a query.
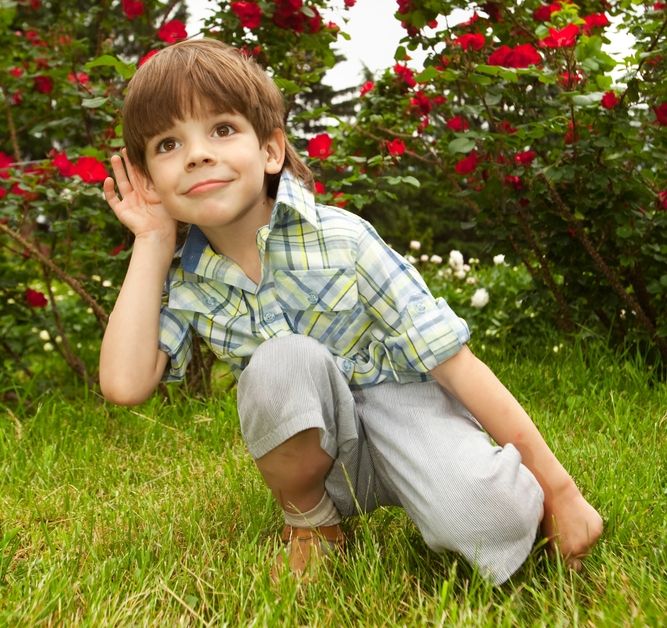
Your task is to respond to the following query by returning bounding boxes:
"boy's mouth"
[185,179,231,195]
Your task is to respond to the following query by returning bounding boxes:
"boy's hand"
[103,150,176,242]
[542,482,603,569]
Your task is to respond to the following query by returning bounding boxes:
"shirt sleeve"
[355,220,470,376]
[158,304,194,382]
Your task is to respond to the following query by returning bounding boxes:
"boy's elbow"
[99,376,157,406]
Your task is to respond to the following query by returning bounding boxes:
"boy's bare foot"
[271,524,345,583]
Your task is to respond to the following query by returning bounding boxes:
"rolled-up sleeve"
[355,221,470,376]
[158,305,193,382]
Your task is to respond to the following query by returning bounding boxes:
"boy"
[100,38,602,584]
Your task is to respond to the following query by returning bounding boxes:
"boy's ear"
[264,128,286,175]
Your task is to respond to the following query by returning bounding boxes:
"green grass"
[1,338,665,626]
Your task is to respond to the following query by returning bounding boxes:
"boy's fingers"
[102,177,120,210]
[110,154,133,198]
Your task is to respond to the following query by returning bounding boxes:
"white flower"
[43,342,54,352]
[91,274,101,282]
[55,336,62,344]
[444,268,453,277]
[420,254,429,262]
[409,240,421,251]
[86,307,93,314]
[448,250,464,270]
[469,257,479,265]
[430,254,443,264]
[406,254,417,264]
[463,264,470,272]
[7,298,15,304]
[470,288,489,308]
[102,280,112,288]
[61,189,74,202]
[454,269,467,280]
[465,276,478,285]
[493,254,506,265]
[38,330,50,341]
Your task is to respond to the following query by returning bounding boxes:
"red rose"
[498,120,517,134]
[67,71,89,85]
[514,150,537,166]
[410,91,431,115]
[344,0,356,7]
[25,288,48,308]
[0,187,6,199]
[360,80,374,97]
[393,63,416,88]
[34,75,53,94]
[654,2,666,9]
[332,191,347,208]
[455,151,478,175]
[9,67,23,78]
[601,91,619,109]
[72,156,108,183]
[52,151,74,176]
[314,180,326,194]
[454,33,485,51]
[488,43,541,68]
[583,13,609,34]
[110,242,126,256]
[397,0,411,15]
[658,190,667,210]
[0,152,12,178]
[11,91,22,106]
[122,0,144,19]
[654,102,667,125]
[504,174,523,190]
[231,2,262,29]
[386,138,406,156]
[558,71,583,88]
[533,2,561,21]
[540,24,580,48]
[447,115,469,132]
[157,19,187,43]
[139,49,160,66]
[307,133,333,159]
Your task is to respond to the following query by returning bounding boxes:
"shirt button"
[342,360,353,373]
[264,312,276,323]
[307,292,319,305]
[416,302,427,313]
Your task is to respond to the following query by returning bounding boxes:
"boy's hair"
[122,38,313,193]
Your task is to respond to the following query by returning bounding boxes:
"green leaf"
[81,97,108,109]
[274,77,301,95]
[85,54,136,80]
[448,137,476,154]
[0,0,16,30]
[415,66,438,83]
[571,92,603,107]
[394,46,407,61]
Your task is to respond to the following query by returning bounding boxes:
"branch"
[0,222,109,328]
[538,173,666,357]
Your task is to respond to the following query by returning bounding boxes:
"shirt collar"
[178,169,319,276]
[271,169,320,230]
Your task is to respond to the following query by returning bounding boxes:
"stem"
[43,271,92,385]
[539,173,666,357]
[514,207,574,331]
[0,222,109,328]
[1,86,22,161]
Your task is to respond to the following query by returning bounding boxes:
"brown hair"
[122,38,313,191]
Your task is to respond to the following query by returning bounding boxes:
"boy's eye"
[156,138,178,153]
[214,124,235,137]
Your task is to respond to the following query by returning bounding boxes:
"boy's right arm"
[99,151,177,405]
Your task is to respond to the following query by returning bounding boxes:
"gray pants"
[237,335,544,584]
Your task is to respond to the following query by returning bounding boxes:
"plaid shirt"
[159,170,470,388]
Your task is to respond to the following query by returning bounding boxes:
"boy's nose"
[185,143,217,170]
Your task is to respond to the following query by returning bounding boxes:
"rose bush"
[309,0,666,362]
[1,0,665,390]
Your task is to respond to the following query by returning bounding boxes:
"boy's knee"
[236,335,338,455]
[240,334,331,391]
[416,444,543,582]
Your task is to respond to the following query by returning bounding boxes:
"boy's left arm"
[430,346,603,568]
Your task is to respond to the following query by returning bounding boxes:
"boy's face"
[139,108,284,235]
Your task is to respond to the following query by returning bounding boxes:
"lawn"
[1,338,665,626]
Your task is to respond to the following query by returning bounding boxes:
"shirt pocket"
[274,267,358,312]
[168,280,247,318]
